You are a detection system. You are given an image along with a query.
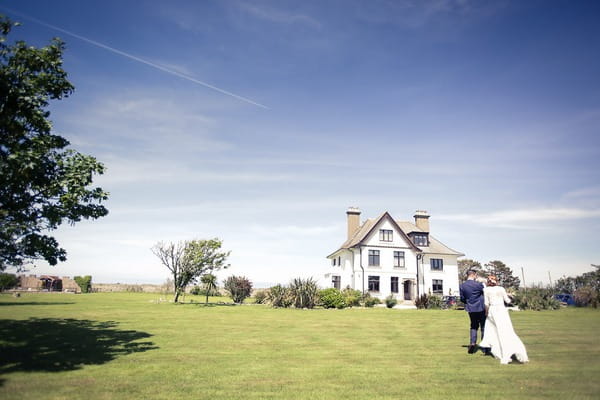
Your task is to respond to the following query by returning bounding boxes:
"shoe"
[468,344,477,354]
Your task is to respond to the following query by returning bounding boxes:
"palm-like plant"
[289,277,319,309]
[200,273,217,304]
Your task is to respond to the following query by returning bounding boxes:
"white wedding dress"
[479,286,529,364]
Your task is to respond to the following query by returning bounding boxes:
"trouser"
[468,311,486,344]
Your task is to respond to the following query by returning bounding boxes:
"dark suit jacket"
[459,279,485,313]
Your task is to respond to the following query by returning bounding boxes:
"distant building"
[326,208,463,302]
[18,274,82,293]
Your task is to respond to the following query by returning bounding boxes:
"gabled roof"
[328,211,464,257]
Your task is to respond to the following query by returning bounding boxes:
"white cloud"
[439,207,600,229]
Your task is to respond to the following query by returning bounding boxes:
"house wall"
[326,215,461,301]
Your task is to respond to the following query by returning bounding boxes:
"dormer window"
[412,233,428,246]
[379,229,393,242]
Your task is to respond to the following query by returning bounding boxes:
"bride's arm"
[501,287,512,304]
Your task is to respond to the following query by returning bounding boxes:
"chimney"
[414,210,430,232]
[346,207,361,239]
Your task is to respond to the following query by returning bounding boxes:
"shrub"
[253,289,269,304]
[267,284,293,308]
[0,273,19,291]
[512,286,560,310]
[74,275,92,293]
[574,286,599,308]
[318,288,346,309]
[189,285,220,297]
[427,295,444,309]
[415,294,429,309]
[385,295,398,308]
[363,294,380,308]
[289,277,319,309]
[223,275,253,304]
[342,287,362,307]
[415,294,443,309]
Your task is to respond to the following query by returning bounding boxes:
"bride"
[479,275,529,364]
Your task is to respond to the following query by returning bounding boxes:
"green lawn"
[1,292,599,400]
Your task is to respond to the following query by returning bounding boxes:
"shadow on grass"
[0,302,75,307]
[0,318,157,379]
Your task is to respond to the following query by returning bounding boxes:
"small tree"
[223,275,252,304]
[73,275,92,293]
[151,239,230,303]
[200,273,218,304]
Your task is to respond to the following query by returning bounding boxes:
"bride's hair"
[487,275,498,286]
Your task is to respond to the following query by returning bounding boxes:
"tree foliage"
[483,260,520,289]
[457,259,482,283]
[151,239,230,303]
[0,16,108,270]
[0,272,18,290]
[200,273,218,304]
[73,275,92,293]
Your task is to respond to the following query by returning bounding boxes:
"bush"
[512,286,560,310]
[189,285,220,296]
[415,294,443,309]
[574,286,599,308]
[253,289,269,304]
[289,277,319,309]
[427,295,444,309]
[223,275,253,304]
[385,295,398,308]
[74,275,92,293]
[342,287,362,307]
[363,294,380,308]
[0,273,19,291]
[318,288,346,309]
[267,284,293,308]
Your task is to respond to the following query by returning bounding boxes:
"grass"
[1,292,599,399]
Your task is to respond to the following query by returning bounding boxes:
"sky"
[2,0,599,287]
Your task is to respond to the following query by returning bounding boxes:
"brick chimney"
[346,207,361,239]
[413,210,430,232]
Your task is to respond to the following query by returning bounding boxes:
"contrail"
[2,7,269,109]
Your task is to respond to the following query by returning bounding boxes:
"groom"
[459,269,486,354]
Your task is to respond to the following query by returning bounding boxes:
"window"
[412,233,428,246]
[393,251,405,268]
[338,256,341,266]
[379,229,393,242]
[368,276,380,292]
[432,279,443,294]
[332,258,336,266]
[391,277,399,293]
[431,258,443,271]
[368,250,380,266]
[332,275,341,290]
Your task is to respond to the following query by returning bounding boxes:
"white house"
[325,208,463,302]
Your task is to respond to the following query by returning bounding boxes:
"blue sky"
[3,0,599,286]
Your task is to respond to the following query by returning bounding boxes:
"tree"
[457,259,482,283]
[223,275,252,304]
[0,17,108,271]
[0,272,18,291]
[151,239,230,303]
[483,260,520,289]
[200,273,217,304]
[73,275,92,293]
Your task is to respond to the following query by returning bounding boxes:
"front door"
[403,280,412,300]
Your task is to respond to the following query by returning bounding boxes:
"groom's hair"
[466,269,478,277]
